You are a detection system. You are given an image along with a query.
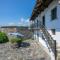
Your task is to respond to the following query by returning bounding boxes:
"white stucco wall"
[33,0,60,60]
[45,0,60,44]
[35,0,60,44]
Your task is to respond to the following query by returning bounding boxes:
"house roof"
[30,0,53,20]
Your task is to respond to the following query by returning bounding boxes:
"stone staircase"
[40,24,56,53]
[38,21,56,60]
[31,21,57,60]
[56,44,60,60]
[35,40,51,60]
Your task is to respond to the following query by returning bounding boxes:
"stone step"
[56,45,60,52]
[56,45,60,60]
[57,45,60,48]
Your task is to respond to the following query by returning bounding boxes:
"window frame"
[51,29,56,35]
[42,15,45,26]
[51,7,57,20]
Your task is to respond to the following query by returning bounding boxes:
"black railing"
[30,22,41,30]
[30,21,56,58]
[39,22,56,57]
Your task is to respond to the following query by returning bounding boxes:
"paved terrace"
[0,40,50,60]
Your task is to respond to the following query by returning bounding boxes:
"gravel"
[0,40,51,60]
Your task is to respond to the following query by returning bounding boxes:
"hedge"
[0,32,9,43]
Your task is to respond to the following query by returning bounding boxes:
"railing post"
[54,40,57,60]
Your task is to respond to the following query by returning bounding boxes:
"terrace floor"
[0,40,50,60]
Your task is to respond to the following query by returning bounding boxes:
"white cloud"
[4,18,30,26]
[8,22,16,26]
[18,18,30,26]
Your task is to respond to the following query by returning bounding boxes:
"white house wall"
[36,0,60,44]
[33,0,60,60]
[45,0,60,44]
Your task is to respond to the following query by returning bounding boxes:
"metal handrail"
[39,22,56,55]
[30,21,56,59]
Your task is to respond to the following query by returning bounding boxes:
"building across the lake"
[0,26,32,39]
[30,0,60,60]
[1,26,18,33]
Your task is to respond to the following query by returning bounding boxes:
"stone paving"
[0,40,50,60]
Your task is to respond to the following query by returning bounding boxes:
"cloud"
[18,18,30,26]
[8,22,16,26]
[5,18,30,26]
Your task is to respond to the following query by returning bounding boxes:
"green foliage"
[0,32,9,43]
[10,38,23,44]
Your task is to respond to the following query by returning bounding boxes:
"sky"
[0,0,35,26]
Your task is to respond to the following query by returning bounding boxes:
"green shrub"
[10,38,23,44]
[0,32,9,43]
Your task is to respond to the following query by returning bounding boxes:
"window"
[51,7,57,20]
[42,16,45,26]
[51,29,56,35]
